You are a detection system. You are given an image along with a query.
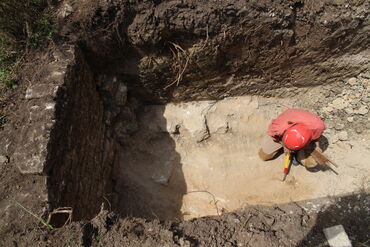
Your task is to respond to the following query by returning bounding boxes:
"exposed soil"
[0,0,369,246]
[1,193,369,247]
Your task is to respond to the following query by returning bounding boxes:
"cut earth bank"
[0,0,369,246]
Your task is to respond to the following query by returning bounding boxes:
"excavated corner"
[3,45,115,220]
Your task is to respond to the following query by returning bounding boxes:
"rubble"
[0,155,7,165]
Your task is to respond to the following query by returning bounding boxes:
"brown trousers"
[258,135,318,168]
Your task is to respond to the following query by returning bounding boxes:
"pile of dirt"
[2,193,368,246]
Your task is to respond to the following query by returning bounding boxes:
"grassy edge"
[14,200,54,230]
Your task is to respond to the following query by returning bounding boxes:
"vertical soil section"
[46,47,112,221]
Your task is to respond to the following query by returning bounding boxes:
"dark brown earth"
[0,0,369,246]
[1,193,369,246]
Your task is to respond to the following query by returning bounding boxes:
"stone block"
[323,225,352,247]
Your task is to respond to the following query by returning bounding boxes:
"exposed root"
[185,190,220,216]
[165,27,209,90]
[164,42,193,90]
[232,214,253,239]
[47,207,73,228]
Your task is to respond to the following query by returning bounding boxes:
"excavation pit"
[111,96,370,221]
[2,0,369,226]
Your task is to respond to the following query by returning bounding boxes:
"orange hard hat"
[282,123,312,150]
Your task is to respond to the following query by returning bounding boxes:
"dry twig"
[47,207,73,228]
[185,190,220,216]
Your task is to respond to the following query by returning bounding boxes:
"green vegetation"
[0,0,54,89]
[14,200,54,230]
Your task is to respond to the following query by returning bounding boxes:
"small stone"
[323,225,352,247]
[344,107,354,114]
[338,131,348,141]
[0,155,7,165]
[363,97,370,103]
[58,3,73,18]
[347,117,354,122]
[323,106,334,113]
[334,123,345,130]
[355,127,363,134]
[331,135,339,144]
[348,94,357,100]
[332,98,348,110]
[355,105,369,115]
[115,83,128,106]
[347,77,357,85]
[353,205,360,212]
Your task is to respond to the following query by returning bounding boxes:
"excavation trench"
[5,0,369,224]
[95,89,369,221]
[45,47,369,223]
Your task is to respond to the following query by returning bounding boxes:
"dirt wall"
[46,46,114,220]
[0,45,117,230]
[66,0,370,103]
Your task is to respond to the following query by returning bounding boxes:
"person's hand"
[283,146,291,155]
[314,143,323,153]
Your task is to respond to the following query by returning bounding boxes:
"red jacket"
[268,109,325,141]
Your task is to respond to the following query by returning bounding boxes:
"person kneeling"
[259,108,325,169]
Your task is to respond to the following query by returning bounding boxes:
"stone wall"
[0,45,116,221]
[46,47,114,220]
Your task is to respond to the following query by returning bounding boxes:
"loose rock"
[355,105,368,115]
[347,117,354,123]
[58,3,74,18]
[344,107,354,114]
[332,98,348,110]
[338,131,348,141]
[322,106,334,113]
[331,135,339,144]
[347,77,357,86]
[334,123,345,130]
[355,127,363,134]
[0,155,8,165]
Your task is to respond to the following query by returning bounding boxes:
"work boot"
[303,156,319,168]
[292,154,300,166]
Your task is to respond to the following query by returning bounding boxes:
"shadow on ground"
[113,104,187,221]
[298,192,370,246]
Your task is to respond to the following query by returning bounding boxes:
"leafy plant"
[28,17,56,48]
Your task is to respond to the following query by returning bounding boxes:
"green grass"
[28,17,55,49]
[0,35,19,89]
[14,200,54,230]
[0,0,54,89]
